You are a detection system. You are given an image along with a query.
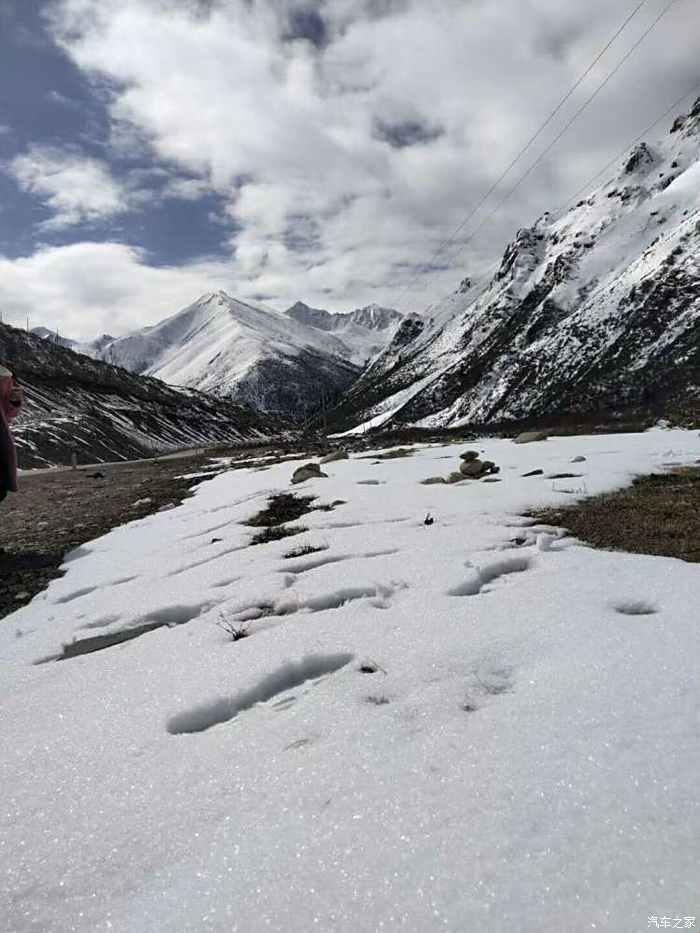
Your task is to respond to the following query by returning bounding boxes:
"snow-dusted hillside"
[32,327,116,358]
[1,430,698,931]
[330,98,700,434]
[1,322,291,468]
[95,292,361,417]
[285,301,402,366]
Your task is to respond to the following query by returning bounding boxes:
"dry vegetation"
[532,466,700,563]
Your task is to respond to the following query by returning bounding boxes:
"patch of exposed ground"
[0,446,314,620]
[245,492,343,546]
[531,467,700,562]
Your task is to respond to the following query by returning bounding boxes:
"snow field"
[1,429,698,932]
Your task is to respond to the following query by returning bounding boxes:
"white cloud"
[8,146,129,230]
[11,0,699,332]
[0,242,232,338]
[161,176,213,201]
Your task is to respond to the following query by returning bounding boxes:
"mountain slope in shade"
[95,292,361,418]
[1,322,291,469]
[328,98,700,434]
[285,302,403,365]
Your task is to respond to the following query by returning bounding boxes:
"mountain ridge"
[91,291,361,418]
[326,97,700,434]
[1,321,291,468]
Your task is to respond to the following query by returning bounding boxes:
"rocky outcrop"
[291,463,328,484]
[513,431,549,444]
[320,449,349,464]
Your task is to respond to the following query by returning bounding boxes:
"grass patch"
[250,525,308,546]
[283,543,327,559]
[245,493,316,527]
[531,467,700,562]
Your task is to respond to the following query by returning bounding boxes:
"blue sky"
[0,0,234,265]
[0,0,697,338]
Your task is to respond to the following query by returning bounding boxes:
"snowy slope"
[96,292,361,417]
[32,327,115,358]
[1,322,291,468]
[285,301,403,366]
[330,98,700,434]
[1,429,698,931]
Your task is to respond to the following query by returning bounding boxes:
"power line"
[441,0,682,272]
[432,76,700,326]
[554,76,700,212]
[392,0,653,311]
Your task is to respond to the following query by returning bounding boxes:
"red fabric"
[0,373,21,494]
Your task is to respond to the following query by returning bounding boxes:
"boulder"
[460,459,485,477]
[291,463,327,484]
[320,449,349,464]
[459,450,480,462]
[481,460,499,474]
[522,469,544,477]
[571,455,587,463]
[420,476,447,485]
[447,471,465,483]
[513,431,549,444]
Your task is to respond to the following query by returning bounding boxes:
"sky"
[0,0,698,339]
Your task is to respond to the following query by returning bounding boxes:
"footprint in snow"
[166,653,355,734]
[448,555,532,597]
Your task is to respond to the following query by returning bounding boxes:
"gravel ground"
[0,446,301,621]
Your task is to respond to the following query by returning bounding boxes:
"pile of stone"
[420,449,501,485]
[456,450,500,479]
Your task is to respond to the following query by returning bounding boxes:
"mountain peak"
[199,290,234,306]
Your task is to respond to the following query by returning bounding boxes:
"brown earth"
[0,446,313,621]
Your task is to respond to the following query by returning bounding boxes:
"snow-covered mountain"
[328,98,700,434]
[1,321,291,468]
[93,292,361,418]
[31,327,116,357]
[285,301,402,365]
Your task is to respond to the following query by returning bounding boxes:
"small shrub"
[365,695,390,705]
[217,614,250,642]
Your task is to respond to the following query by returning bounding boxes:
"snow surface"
[1,429,699,932]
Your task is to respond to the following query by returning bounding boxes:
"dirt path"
[0,446,294,621]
